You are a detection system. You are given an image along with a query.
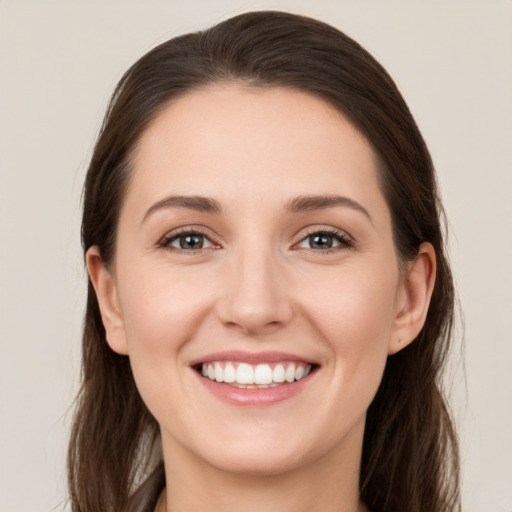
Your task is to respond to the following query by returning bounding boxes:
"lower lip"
[194,370,315,406]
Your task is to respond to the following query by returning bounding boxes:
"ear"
[86,246,129,355]
[388,242,436,355]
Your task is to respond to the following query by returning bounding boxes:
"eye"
[296,229,353,251]
[159,230,215,251]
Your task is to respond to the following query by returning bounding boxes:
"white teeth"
[273,364,285,383]
[254,364,273,385]
[200,361,314,387]
[223,363,236,383]
[214,362,223,382]
[236,363,254,384]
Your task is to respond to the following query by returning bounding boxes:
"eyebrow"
[141,193,371,224]
[142,195,222,224]
[286,194,372,222]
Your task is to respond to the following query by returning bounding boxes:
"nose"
[216,245,294,336]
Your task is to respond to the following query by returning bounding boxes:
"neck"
[159,428,365,512]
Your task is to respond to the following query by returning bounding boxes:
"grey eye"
[165,232,213,250]
[307,234,336,249]
[297,232,346,250]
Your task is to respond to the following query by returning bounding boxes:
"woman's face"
[91,85,419,476]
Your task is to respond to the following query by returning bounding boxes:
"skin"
[87,85,436,512]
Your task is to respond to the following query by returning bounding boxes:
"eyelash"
[158,228,218,255]
[298,228,354,253]
[158,227,354,254]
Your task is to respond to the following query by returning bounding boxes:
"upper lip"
[189,350,319,366]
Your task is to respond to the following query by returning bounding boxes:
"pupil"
[310,234,332,249]
[180,234,203,249]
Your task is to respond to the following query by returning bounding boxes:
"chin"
[205,448,307,477]
[185,425,324,477]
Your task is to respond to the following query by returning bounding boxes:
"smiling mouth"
[194,361,318,389]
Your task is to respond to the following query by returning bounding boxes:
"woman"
[68,11,460,512]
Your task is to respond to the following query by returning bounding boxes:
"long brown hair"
[68,11,460,512]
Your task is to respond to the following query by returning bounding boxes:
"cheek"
[297,261,399,407]
[116,268,210,424]
[300,261,399,349]
[114,263,225,416]
[118,264,211,353]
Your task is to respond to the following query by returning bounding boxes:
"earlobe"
[388,242,436,355]
[86,246,129,355]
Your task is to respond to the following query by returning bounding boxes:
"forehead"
[127,84,385,217]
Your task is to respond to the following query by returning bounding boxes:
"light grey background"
[1,1,511,511]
